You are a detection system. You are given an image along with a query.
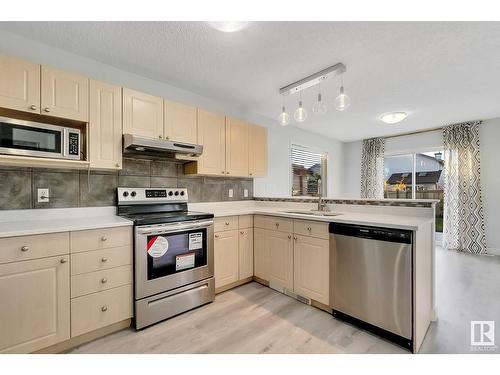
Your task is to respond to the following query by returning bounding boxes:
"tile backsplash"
[0,157,253,210]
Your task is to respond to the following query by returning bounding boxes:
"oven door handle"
[136,220,214,235]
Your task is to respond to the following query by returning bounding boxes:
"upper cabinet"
[164,100,197,143]
[41,66,89,122]
[225,117,249,177]
[89,80,123,170]
[122,88,163,139]
[248,124,268,177]
[0,55,40,114]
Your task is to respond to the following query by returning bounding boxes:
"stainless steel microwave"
[0,116,81,160]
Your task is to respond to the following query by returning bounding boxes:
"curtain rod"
[383,126,443,140]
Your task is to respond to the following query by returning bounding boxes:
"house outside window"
[291,145,327,197]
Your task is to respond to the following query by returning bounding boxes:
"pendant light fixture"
[277,97,290,126]
[334,73,351,112]
[312,84,327,114]
[294,92,307,122]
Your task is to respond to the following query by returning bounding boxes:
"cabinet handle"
[293,236,297,241]
[226,172,230,175]
[30,104,37,111]
[21,246,29,252]
[60,258,67,264]
[307,227,312,232]
[221,171,225,174]
[44,107,50,113]
[101,306,108,312]
[275,223,279,228]
[215,234,219,238]
[101,278,108,284]
[166,136,170,140]
[288,235,292,240]
[249,173,253,176]
[225,222,230,226]
[159,135,163,139]
[101,236,107,242]
[240,231,244,235]
[101,257,108,262]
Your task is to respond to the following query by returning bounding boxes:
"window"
[291,145,327,197]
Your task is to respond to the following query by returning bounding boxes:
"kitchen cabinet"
[184,109,226,176]
[214,230,239,289]
[122,88,163,139]
[267,230,294,291]
[253,228,268,281]
[248,124,268,177]
[41,66,89,122]
[238,228,254,280]
[89,80,123,170]
[0,55,40,114]
[164,99,197,143]
[293,234,329,305]
[225,117,249,177]
[0,255,70,354]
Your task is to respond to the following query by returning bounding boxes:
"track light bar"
[279,63,346,96]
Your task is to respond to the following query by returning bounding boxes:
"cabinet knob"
[101,236,107,241]
[288,235,292,240]
[240,231,244,235]
[294,236,297,241]
[214,234,219,238]
[221,171,225,174]
[275,223,279,228]
[60,258,67,264]
[116,163,121,168]
[307,227,312,232]
[225,222,229,226]
[101,306,108,312]
[159,135,163,139]
[226,172,230,175]
[30,104,37,111]
[249,173,253,176]
[166,136,170,140]
[44,107,50,113]
[101,278,108,284]
[101,257,108,262]
[21,246,29,252]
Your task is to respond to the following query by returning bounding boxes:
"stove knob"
[131,191,137,197]
[122,191,129,197]
[174,191,179,196]
[168,191,173,196]
[180,191,185,196]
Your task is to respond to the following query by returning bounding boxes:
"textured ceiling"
[1,21,500,141]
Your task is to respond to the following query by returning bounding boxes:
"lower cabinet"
[0,255,70,354]
[267,230,294,291]
[214,229,239,289]
[293,235,329,305]
[238,228,254,279]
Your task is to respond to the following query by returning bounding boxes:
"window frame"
[289,143,328,198]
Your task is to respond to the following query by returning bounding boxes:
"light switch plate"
[243,189,248,197]
[228,189,234,198]
[37,188,49,203]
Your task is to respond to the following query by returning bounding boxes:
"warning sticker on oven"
[147,236,169,258]
[176,252,195,271]
[189,232,203,250]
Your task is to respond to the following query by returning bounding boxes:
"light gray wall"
[0,29,345,200]
[341,140,362,198]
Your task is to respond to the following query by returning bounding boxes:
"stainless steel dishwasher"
[329,222,413,350]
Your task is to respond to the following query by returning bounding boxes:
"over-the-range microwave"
[0,116,81,160]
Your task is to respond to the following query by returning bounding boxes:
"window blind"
[291,145,326,196]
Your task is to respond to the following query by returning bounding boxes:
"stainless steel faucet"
[317,178,327,211]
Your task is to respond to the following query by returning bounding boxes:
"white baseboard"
[487,247,500,256]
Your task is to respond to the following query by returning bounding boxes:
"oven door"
[0,117,65,159]
[135,219,214,300]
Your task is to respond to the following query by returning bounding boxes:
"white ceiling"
[2,21,500,142]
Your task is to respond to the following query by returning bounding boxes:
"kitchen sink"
[281,210,341,217]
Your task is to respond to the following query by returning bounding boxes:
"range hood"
[123,134,203,161]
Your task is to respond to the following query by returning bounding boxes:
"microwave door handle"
[62,128,68,158]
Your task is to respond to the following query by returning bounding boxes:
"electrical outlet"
[37,188,49,203]
[228,189,234,198]
[244,189,249,198]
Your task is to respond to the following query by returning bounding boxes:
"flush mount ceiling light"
[278,63,348,124]
[207,22,250,32]
[379,112,408,124]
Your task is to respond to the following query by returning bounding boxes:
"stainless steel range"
[117,187,215,330]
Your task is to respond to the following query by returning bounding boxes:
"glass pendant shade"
[312,93,328,114]
[278,106,290,126]
[294,101,307,122]
[335,86,351,111]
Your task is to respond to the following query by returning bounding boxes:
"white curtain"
[443,121,487,254]
[360,138,385,199]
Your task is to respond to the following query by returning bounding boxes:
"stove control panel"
[117,187,188,205]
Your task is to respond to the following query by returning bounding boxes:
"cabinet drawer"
[0,232,69,264]
[266,216,293,233]
[71,265,132,298]
[214,216,239,232]
[238,215,253,229]
[71,246,132,275]
[70,226,132,253]
[293,220,329,240]
[71,285,132,337]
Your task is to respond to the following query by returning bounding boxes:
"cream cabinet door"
[239,228,254,280]
[0,255,70,353]
[188,109,226,175]
[122,88,163,139]
[248,124,268,177]
[225,117,249,177]
[253,228,269,281]
[0,55,40,114]
[267,230,294,290]
[41,66,89,121]
[293,235,329,305]
[89,80,123,170]
[164,99,197,143]
[214,230,239,289]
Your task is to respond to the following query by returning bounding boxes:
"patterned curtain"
[361,138,385,199]
[443,121,487,254]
